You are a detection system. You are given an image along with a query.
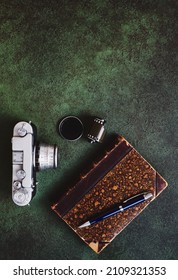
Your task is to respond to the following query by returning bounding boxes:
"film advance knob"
[17,126,27,137]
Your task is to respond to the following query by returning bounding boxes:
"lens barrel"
[35,144,58,171]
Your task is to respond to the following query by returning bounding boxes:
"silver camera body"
[12,121,58,206]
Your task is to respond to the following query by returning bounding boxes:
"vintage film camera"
[12,121,58,206]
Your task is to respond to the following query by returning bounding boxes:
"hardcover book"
[52,135,168,253]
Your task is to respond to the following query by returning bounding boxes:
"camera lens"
[35,144,58,171]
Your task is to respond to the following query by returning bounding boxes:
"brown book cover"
[52,135,168,253]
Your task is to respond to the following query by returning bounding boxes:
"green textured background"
[0,0,178,260]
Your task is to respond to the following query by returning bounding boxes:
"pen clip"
[123,192,148,203]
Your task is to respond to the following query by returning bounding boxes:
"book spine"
[52,135,133,217]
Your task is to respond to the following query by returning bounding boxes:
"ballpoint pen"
[78,192,153,228]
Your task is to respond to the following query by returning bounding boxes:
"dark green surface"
[0,0,178,260]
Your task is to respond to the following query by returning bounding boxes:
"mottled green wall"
[0,0,178,259]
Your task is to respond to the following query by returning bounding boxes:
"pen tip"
[78,221,91,228]
[144,192,153,200]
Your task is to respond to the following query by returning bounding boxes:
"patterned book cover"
[52,135,168,253]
